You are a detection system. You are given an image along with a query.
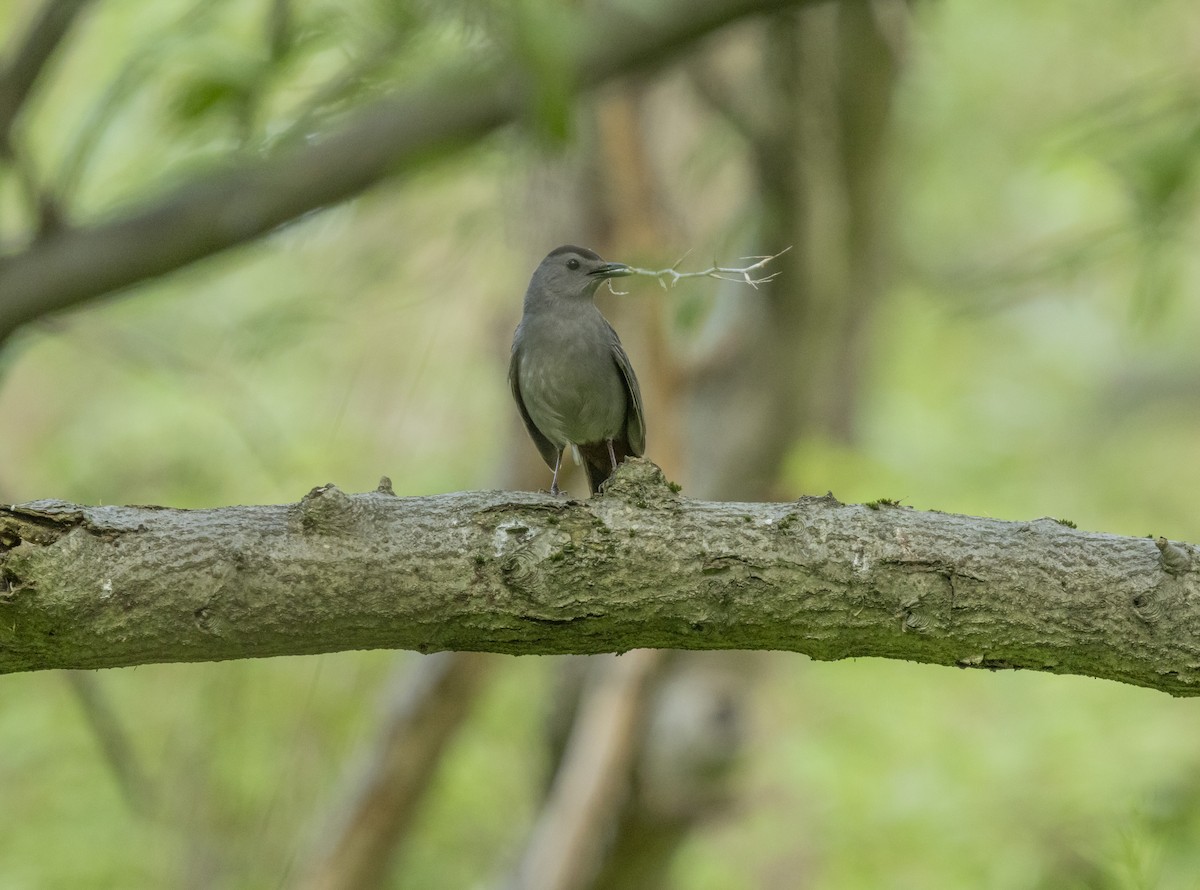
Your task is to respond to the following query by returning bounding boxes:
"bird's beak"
[588,262,631,279]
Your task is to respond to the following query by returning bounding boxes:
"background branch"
[0,0,811,345]
[510,650,664,890]
[63,669,155,817]
[0,0,91,240]
[292,651,493,890]
[0,0,94,148]
[1,460,1198,695]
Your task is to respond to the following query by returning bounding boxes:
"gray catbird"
[509,245,645,495]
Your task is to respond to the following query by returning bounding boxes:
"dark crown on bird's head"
[546,244,602,262]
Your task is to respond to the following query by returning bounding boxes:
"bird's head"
[526,245,631,304]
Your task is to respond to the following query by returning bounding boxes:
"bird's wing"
[509,345,561,469]
[608,326,645,456]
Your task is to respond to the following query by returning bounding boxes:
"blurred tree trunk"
[517,76,709,890]
[512,79,687,890]
[291,652,492,890]
[513,2,906,887]
[510,649,665,890]
[687,0,904,500]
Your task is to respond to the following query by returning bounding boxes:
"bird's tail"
[578,439,631,495]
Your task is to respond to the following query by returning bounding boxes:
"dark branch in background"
[0,0,811,346]
[2,460,1200,696]
[7,137,64,237]
[0,0,93,237]
[0,0,94,146]
[266,0,292,64]
[63,669,155,817]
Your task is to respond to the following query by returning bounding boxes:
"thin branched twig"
[616,246,791,293]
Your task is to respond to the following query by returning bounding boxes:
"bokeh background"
[4,0,1200,887]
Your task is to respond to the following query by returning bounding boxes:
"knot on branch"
[295,483,362,534]
[1156,537,1192,576]
[1131,586,1166,625]
[599,458,678,506]
[500,545,545,592]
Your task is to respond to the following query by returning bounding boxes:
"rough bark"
[1,461,1197,695]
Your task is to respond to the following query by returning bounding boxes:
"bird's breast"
[517,321,627,448]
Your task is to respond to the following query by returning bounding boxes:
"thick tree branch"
[1,461,1198,696]
[0,0,810,344]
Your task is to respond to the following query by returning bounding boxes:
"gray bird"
[509,245,645,496]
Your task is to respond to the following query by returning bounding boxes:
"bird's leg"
[550,448,564,496]
[606,438,618,471]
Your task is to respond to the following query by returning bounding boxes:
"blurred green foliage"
[4,0,1200,887]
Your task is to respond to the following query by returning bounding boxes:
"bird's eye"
[566,258,580,270]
